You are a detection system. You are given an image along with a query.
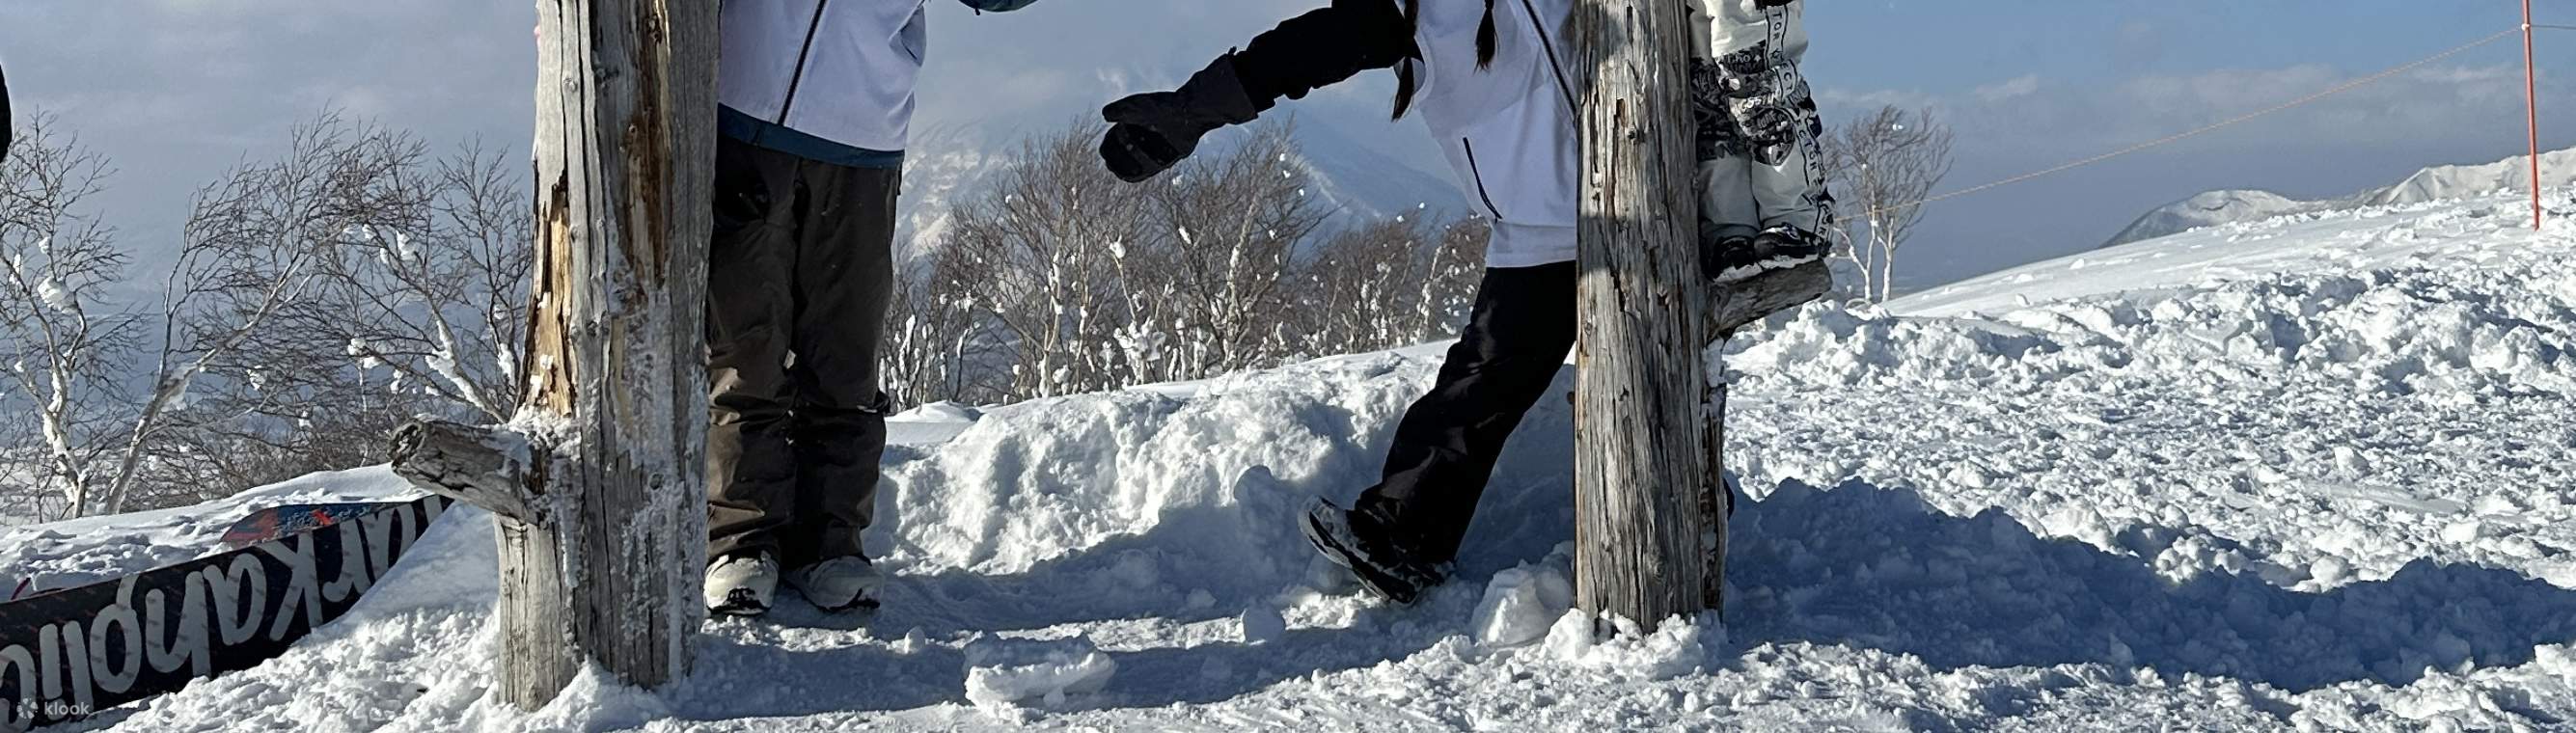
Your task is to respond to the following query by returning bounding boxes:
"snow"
[2101,189,2319,249]
[1467,549,1576,649]
[2099,146,2576,249]
[10,183,2576,730]
[961,636,1119,711]
[0,467,420,596]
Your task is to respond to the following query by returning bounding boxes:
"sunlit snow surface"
[18,189,2576,731]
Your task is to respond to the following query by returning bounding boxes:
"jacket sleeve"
[1228,0,1415,112]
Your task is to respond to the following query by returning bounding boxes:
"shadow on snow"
[1729,478,2576,694]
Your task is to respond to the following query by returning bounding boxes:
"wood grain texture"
[1569,0,1722,626]
[479,0,714,710]
[1698,260,1831,611]
[389,420,537,525]
[1710,260,1832,337]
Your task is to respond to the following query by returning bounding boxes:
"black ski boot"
[1708,226,1829,283]
[1699,234,1760,282]
[1749,225,1829,263]
[1302,499,1444,605]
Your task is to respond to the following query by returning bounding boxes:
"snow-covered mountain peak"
[2102,146,2576,249]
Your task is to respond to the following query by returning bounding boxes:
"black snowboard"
[0,495,451,729]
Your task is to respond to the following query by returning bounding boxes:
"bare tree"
[1416,217,1487,339]
[1298,216,1427,356]
[0,115,138,519]
[1141,123,1329,378]
[92,116,414,515]
[940,124,1152,399]
[254,139,533,423]
[882,252,1004,408]
[1822,105,1953,303]
[921,121,1490,404]
[0,113,536,519]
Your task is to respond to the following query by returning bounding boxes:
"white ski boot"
[705,553,780,616]
[787,556,885,613]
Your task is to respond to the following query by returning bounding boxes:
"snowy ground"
[14,188,2576,731]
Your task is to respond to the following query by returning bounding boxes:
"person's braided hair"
[1390,0,1498,120]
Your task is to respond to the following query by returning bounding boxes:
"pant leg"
[1740,9,1836,235]
[1352,262,1577,564]
[706,137,806,562]
[1690,59,1759,243]
[784,162,900,566]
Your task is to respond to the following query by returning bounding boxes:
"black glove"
[1101,54,1262,183]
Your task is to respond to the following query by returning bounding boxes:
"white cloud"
[1973,74,2042,102]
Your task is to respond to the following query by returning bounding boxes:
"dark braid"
[1392,0,1422,120]
[1476,0,1498,68]
[1392,0,1502,120]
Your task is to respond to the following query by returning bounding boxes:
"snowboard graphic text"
[0,496,449,729]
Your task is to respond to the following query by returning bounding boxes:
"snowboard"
[0,495,450,729]
[218,501,416,549]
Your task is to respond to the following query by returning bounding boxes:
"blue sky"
[1,0,2568,290]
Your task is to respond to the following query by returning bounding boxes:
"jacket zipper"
[1462,139,1504,220]
[775,0,834,126]
[1517,0,1579,114]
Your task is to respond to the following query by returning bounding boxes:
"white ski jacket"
[719,0,1036,167]
[1404,0,1580,268]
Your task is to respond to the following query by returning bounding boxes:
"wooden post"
[390,0,716,710]
[1568,0,1722,625]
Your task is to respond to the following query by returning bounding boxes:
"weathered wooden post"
[388,0,716,710]
[1567,0,1831,625]
[1567,0,1720,626]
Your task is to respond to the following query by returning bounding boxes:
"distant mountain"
[2101,147,2576,249]
[895,120,1469,261]
[2102,190,2323,250]
[1274,120,1470,226]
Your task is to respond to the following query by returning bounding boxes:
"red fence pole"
[2528,0,2544,230]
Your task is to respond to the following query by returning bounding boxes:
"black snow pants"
[704,135,900,569]
[1351,261,1576,565]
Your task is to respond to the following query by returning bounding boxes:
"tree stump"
[389,0,716,710]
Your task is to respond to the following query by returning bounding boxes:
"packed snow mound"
[2102,189,2321,248]
[15,186,2576,730]
[2099,146,2576,249]
[961,637,1118,710]
[2365,147,2576,207]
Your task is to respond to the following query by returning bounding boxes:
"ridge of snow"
[2102,146,2576,249]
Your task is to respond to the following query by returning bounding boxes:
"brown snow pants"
[704,135,899,569]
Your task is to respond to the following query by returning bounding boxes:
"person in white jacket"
[1097,0,1836,604]
[704,0,1039,618]
[1690,0,1835,275]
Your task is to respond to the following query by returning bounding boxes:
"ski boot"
[787,556,885,614]
[1710,226,1829,284]
[705,553,780,616]
[1699,234,1761,282]
[1750,225,1829,262]
[1301,499,1445,605]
